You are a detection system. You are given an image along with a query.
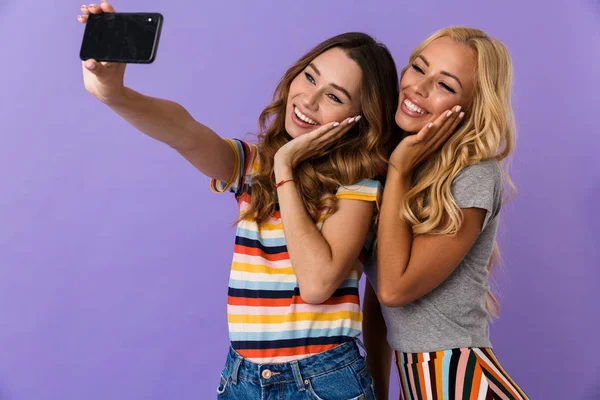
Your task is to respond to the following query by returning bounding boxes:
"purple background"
[0,0,598,399]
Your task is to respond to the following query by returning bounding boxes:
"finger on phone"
[77,15,88,23]
[83,59,105,75]
[100,1,116,12]
[88,4,102,14]
[81,5,90,15]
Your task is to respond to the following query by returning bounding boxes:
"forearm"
[377,168,413,304]
[275,171,337,304]
[363,282,392,400]
[104,87,233,180]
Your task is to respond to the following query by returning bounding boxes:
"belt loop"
[290,360,306,391]
[354,337,368,360]
[231,355,243,384]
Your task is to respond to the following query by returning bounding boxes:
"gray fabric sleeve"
[451,160,503,230]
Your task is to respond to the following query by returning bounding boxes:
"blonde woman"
[363,27,529,399]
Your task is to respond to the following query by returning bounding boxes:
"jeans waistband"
[224,339,365,388]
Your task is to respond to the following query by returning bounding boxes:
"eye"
[327,94,343,104]
[439,82,456,94]
[411,64,424,74]
[304,72,315,84]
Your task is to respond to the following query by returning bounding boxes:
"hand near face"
[390,106,463,177]
[274,116,360,175]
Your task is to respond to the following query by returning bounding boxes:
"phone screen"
[80,13,163,63]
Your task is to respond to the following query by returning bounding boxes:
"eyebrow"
[308,63,353,100]
[417,55,464,89]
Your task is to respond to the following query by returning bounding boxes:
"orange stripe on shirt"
[233,244,290,261]
[237,343,339,359]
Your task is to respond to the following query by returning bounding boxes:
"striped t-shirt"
[210,139,382,363]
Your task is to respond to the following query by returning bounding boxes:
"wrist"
[103,85,129,106]
[387,163,411,186]
[274,164,293,181]
[275,179,295,190]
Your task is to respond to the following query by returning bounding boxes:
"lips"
[400,95,430,118]
[294,106,319,126]
[403,98,427,115]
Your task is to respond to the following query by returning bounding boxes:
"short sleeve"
[335,178,383,209]
[210,139,257,198]
[451,160,503,230]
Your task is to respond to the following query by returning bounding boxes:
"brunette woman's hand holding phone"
[76,1,235,183]
[78,2,126,104]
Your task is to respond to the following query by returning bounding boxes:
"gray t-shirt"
[364,159,503,353]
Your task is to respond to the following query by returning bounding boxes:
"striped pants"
[395,348,528,400]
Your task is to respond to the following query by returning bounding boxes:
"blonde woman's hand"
[389,106,464,178]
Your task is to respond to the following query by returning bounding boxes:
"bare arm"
[274,168,375,304]
[105,88,235,181]
[79,2,234,182]
[377,168,485,307]
[363,281,392,400]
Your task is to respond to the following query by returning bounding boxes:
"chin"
[396,115,426,134]
[284,121,300,138]
[395,114,412,132]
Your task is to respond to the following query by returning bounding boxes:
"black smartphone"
[79,12,163,64]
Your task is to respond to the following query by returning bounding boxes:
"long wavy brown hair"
[241,32,400,225]
[399,27,516,318]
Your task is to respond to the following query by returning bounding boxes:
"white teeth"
[404,99,426,115]
[294,107,318,125]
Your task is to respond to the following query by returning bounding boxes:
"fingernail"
[446,111,452,117]
[81,5,86,8]
[427,122,434,128]
[333,122,340,127]
[86,61,96,70]
[347,118,355,124]
[354,115,362,122]
[455,106,462,112]
[459,112,465,119]
[89,4,96,8]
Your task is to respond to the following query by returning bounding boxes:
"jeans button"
[262,369,272,379]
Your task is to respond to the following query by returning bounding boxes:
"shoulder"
[454,159,502,185]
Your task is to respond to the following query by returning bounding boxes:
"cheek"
[321,106,353,124]
[430,94,458,117]
[287,80,300,100]
[288,75,307,98]
[322,109,355,123]
[399,70,417,88]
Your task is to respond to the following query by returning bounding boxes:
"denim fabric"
[216,339,376,399]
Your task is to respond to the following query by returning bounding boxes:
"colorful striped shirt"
[210,139,382,363]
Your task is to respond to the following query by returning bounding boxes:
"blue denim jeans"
[216,339,376,399]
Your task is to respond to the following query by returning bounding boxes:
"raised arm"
[78,2,235,181]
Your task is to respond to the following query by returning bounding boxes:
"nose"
[413,77,430,98]
[302,89,320,111]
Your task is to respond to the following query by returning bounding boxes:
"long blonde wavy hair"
[400,27,516,318]
[242,33,400,225]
